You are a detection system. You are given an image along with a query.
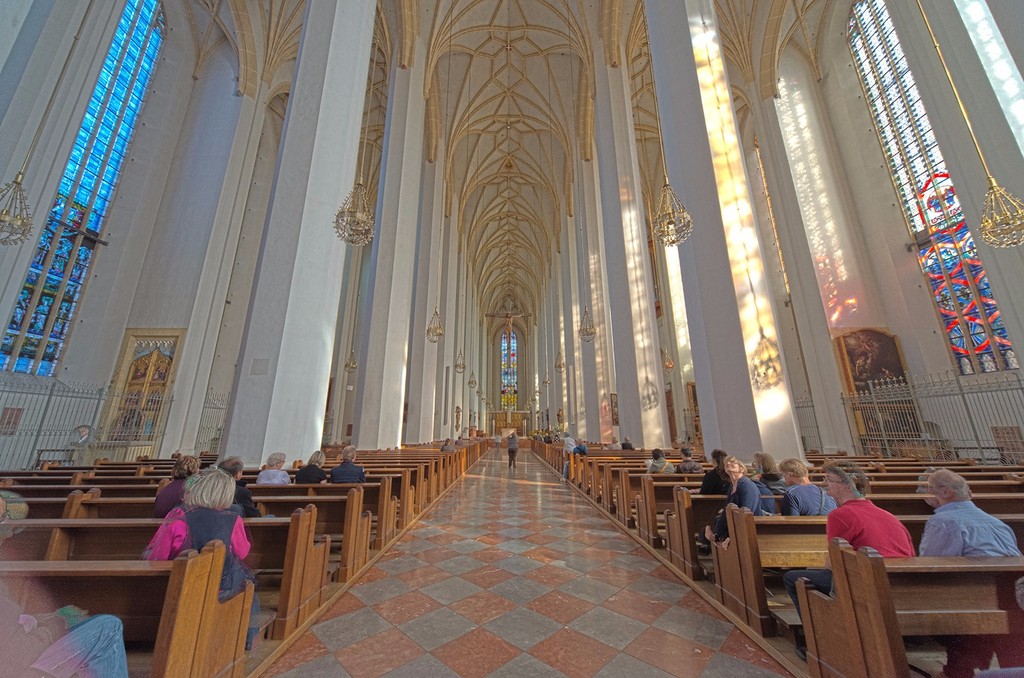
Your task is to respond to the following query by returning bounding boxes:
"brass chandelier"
[344,349,358,373]
[652,175,694,247]
[454,348,466,373]
[426,307,445,343]
[661,347,675,375]
[467,371,477,389]
[554,347,565,373]
[1,1,95,246]
[914,0,1023,248]
[334,32,380,247]
[578,307,596,342]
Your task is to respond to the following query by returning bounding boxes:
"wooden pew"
[0,542,252,678]
[0,508,331,642]
[798,539,1024,678]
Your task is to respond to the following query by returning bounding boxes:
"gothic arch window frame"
[501,330,518,410]
[2,0,166,376]
[847,0,1015,375]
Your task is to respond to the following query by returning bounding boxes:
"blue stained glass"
[501,332,518,411]
[2,0,163,374]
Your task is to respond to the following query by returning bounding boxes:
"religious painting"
[835,329,908,393]
[103,330,183,445]
[609,393,619,427]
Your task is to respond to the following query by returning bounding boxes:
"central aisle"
[264,449,790,677]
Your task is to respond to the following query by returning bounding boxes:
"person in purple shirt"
[153,454,200,518]
[330,446,366,483]
[920,469,1022,678]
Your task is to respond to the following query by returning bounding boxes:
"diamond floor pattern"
[263,449,791,678]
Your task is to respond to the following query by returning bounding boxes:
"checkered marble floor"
[263,449,791,678]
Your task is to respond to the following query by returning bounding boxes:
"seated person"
[255,452,290,485]
[778,458,836,516]
[783,462,914,658]
[218,457,261,517]
[145,469,262,650]
[920,470,1022,678]
[295,450,327,484]
[645,448,672,474]
[751,451,786,494]
[704,456,767,546]
[607,436,623,450]
[440,438,455,452]
[675,446,703,474]
[620,437,635,450]
[0,491,130,677]
[154,454,200,518]
[561,437,584,479]
[698,449,731,495]
[330,446,366,483]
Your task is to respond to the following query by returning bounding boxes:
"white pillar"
[353,38,428,448]
[220,0,375,464]
[592,62,670,448]
[645,0,775,458]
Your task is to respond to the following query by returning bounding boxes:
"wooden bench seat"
[798,539,1024,677]
[0,542,252,677]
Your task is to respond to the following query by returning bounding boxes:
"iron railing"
[841,370,1024,464]
[195,389,229,456]
[0,373,171,469]
[794,397,823,453]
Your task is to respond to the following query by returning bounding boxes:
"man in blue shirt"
[920,469,1022,678]
[330,446,366,483]
[778,458,837,516]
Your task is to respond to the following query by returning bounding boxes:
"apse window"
[848,0,1015,374]
[1,0,165,375]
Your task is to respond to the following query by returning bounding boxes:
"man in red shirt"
[783,462,914,658]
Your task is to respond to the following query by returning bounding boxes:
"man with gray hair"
[330,446,366,483]
[920,469,1022,678]
[919,468,1020,557]
[255,452,291,485]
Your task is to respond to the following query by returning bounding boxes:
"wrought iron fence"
[794,397,822,453]
[0,374,171,469]
[840,370,1024,464]
[195,389,229,456]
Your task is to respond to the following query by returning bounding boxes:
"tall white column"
[644,0,768,458]
[404,150,444,443]
[592,62,670,449]
[353,37,428,449]
[220,0,375,464]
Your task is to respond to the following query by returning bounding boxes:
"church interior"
[1,0,1023,676]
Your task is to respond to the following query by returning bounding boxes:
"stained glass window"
[848,0,1015,374]
[501,331,518,410]
[1,0,165,375]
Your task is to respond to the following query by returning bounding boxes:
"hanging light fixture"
[750,329,783,390]
[913,0,1023,248]
[334,29,380,247]
[642,51,693,247]
[542,373,550,386]
[578,307,596,342]
[640,377,660,411]
[661,347,675,375]
[652,176,694,246]
[454,348,466,373]
[468,371,477,389]
[426,307,445,343]
[554,347,565,373]
[344,349,358,373]
[1,2,96,246]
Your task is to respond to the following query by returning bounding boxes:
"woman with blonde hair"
[703,456,770,547]
[145,468,261,649]
[153,454,200,518]
[295,450,327,484]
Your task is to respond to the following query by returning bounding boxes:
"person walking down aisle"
[507,431,519,470]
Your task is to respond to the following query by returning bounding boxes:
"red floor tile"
[371,591,442,625]
[623,627,714,677]
[526,590,595,624]
[529,628,619,678]
[334,628,425,677]
[434,628,520,678]
[448,590,519,624]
